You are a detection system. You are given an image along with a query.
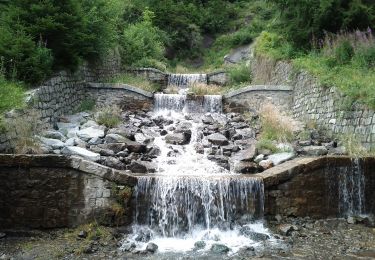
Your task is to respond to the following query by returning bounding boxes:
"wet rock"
[160,129,168,136]
[102,157,126,170]
[194,241,206,250]
[97,143,126,154]
[207,133,229,146]
[78,231,88,239]
[254,154,264,163]
[122,242,136,252]
[65,138,76,146]
[146,242,158,253]
[105,134,129,143]
[195,143,205,154]
[234,162,260,174]
[129,160,157,173]
[211,243,230,254]
[259,159,274,170]
[74,138,87,148]
[268,152,295,166]
[39,137,66,149]
[77,126,105,141]
[347,216,355,224]
[135,229,152,242]
[148,146,161,157]
[135,133,154,144]
[298,140,312,146]
[165,133,190,145]
[329,146,347,155]
[125,141,147,153]
[300,146,328,156]
[0,232,6,239]
[278,224,297,236]
[240,226,270,241]
[61,146,100,162]
[233,144,257,162]
[42,130,66,141]
[202,114,215,124]
[207,155,229,169]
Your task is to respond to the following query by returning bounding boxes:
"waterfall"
[204,95,223,113]
[337,158,366,217]
[154,94,223,114]
[154,94,186,112]
[168,74,208,88]
[134,176,264,237]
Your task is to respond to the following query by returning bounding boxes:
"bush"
[256,138,279,153]
[334,40,354,65]
[95,105,122,128]
[0,76,25,114]
[227,63,252,85]
[120,9,165,68]
[77,99,96,112]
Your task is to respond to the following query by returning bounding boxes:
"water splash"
[204,95,223,113]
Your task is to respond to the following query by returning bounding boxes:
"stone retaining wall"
[251,55,375,148]
[256,157,375,218]
[223,85,293,113]
[86,83,153,111]
[127,68,168,87]
[207,71,228,86]
[0,155,136,229]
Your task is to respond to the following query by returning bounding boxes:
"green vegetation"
[256,138,279,153]
[77,99,96,112]
[226,63,252,86]
[95,105,122,128]
[339,133,373,157]
[0,76,25,114]
[189,83,222,95]
[109,73,161,93]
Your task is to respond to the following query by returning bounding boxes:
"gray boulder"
[210,244,230,254]
[39,137,66,149]
[61,146,100,162]
[268,152,295,166]
[234,162,260,174]
[42,130,66,141]
[207,133,229,146]
[165,133,190,145]
[77,126,105,141]
[300,146,328,156]
[105,134,129,143]
[129,160,157,173]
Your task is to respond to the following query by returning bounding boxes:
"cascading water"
[337,158,366,217]
[121,92,274,255]
[168,73,207,89]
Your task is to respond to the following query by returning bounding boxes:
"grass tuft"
[95,105,122,128]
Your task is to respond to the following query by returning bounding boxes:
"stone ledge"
[0,154,137,186]
[127,67,167,75]
[254,156,371,188]
[224,85,293,99]
[86,82,154,98]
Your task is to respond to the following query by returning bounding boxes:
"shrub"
[4,110,45,154]
[120,9,165,68]
[77,99,96,112]
[256,138,279,153]
[227,63,252,86]
[334,40,355,65]
[95,105,122,128]
[339,133,371,157]
[0,76,25,114]
[259,103,296,142]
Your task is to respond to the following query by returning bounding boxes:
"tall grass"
[189,83,222,95]
[108,73,161,93]
[95,105,122,128]
[0,76,25,114]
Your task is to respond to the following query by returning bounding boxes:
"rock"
[102,156,126,170]
[298,140,312,146]
[125,141,147,153]
[194,241,206,250]
[148,146,161,157]
[165,133,190,145]
[300,146,328,156]
[78,231,88,239]
[195,143,205,154]
[65,138,76,146]
[233,144,257,162]
[234,128,255,140]
[89,146,114,156]
[240,226,270,241]
[277,143,294,152]
[207,133,229,146]
[135,133,154,144]
[81,120,99,128]
[129,160,157,173]
[268,152,295,166]
[122,242,136,252]
[207,155,230,169]
[347,216,355,224]
[278,224,296,236]
[42,130,66,141]
[234,162,260,174]
[254,154,264,163]
[259,159,274,170]
[88,137,102,145]
[146,243,158,253]
[74,138,87,148]
[107,128,135,140]
[97,143,126,154]
[39,137,66,149]
[77,126,105,141]
[202,114,215,124]
[135,229,152,242]
[0,232,6,239]
[211,243,230,254]
[61,146,100,162]
[105,134,129,144]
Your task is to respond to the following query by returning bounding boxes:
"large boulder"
[300,146,328,156]
[61,146,100,162]
[239,226,270,241]
[233,144,257,162]
[129,160,157,173]
[234,162,260,174]
[207,133,229,146]
[77,126,105,142]
[107,128,135,140]
[210,244,230,254]
[39,137,66,149]
[42,130,66,141]
[165,133,190,145]
[134,133,154,144]
[105,134,129,144]
[268,152,295,166]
